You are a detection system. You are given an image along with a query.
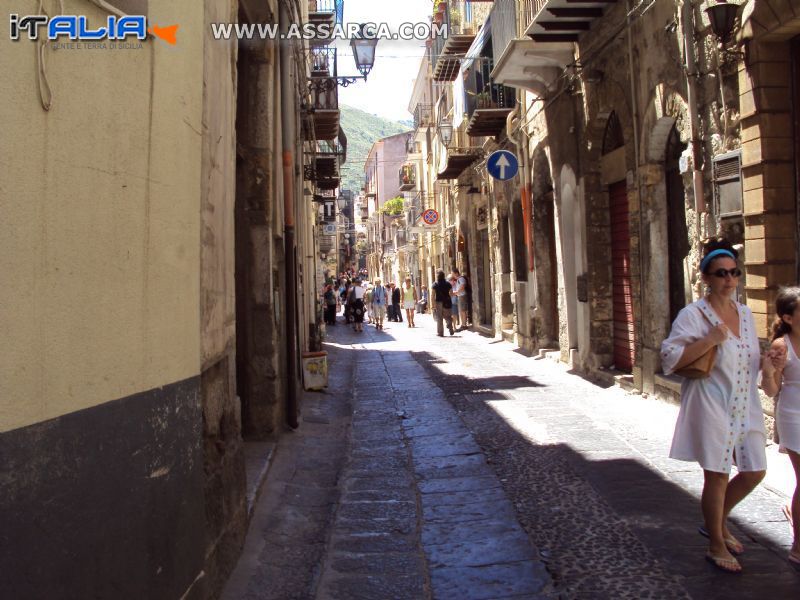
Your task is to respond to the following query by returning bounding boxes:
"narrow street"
[223,313,799,600]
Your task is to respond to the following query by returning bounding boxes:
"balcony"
[399,164,416,191]
[437,148,482,180]
[464,56,516,138]
[308,0,343,46]
[525,0,615,43]
[489,0,572,95]
[406,136,421,156]
[413,103,433,131]
[305,141,345,191]
[431,3,476,82]
[307,47,340,141]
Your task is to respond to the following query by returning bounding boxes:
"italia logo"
[9,14,178,45]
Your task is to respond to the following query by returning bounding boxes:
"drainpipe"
[279,0,299,429]
[681,0,706,226]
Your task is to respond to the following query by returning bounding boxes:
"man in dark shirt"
[431,270,454,337]
[391,283,403,322]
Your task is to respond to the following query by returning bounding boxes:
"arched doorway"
[665,126,690,323]
[532,149,558,347]
[603,112,635,372]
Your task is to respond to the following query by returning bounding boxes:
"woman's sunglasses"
[710,268,742,278]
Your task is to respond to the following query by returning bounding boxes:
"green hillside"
[339,105,411,194]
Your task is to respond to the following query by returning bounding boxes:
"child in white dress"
[761,286,800,568]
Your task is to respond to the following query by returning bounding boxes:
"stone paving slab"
[417,475,502,495]
[424,530,536,568]
[429,560,552,600]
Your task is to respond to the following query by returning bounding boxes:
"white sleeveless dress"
[777,335,800,453]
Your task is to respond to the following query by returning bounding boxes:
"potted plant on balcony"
[449,9,461,30]
[380,196,405,217]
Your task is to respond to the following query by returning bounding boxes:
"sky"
[335,0,430,123]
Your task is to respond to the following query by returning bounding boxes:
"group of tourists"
[322,275,432,332]
[662,237,800,574]
[322,270,474,336]
[431,269,470,337]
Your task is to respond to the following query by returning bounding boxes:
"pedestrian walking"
[340,280,352,324]
[371,278,387,330]
[447,275,460,330]
[364,284,374,324]
[761,286,800,569]
[348,278,366,332]
[660,238,768,574]
[452,269,469,330]
[418,285,429,314]
[391,283,403,323]
[323,284,337,326]
[402,277,418,327]
[432,271,454,337]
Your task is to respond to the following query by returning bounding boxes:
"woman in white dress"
[761,287,800,568]
[661,239,770,573]
[402,277,418,328]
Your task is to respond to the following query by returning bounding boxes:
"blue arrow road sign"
[487,150,519,181]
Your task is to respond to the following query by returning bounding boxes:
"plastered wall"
[0,0,204,432]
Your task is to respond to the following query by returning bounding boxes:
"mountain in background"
[339,105,411,194]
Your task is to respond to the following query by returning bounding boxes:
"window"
[712,151,743,218]
[602,111,625,155]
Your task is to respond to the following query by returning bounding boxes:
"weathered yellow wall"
[0,1,204,432]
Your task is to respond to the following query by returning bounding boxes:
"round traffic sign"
[487,150,519,181]
[422,209,439,225]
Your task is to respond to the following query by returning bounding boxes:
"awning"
[461,16,491,72]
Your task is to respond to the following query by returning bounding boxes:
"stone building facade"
[406,0,799,404]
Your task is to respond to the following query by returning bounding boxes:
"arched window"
[602,111,625,155]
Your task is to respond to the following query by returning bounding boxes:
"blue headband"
[700,249,735,273]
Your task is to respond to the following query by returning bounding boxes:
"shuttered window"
[712,151,742,218]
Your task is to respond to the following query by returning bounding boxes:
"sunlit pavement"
[223,311,799,599]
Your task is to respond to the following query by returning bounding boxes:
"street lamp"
[336,195,347,211]
[438,120,453,148]
[705,1,739,46]
[351,25,378,78]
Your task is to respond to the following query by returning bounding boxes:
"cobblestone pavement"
[222,312,799,599]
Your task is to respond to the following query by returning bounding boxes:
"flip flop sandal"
[783,504,793,527]
[698,525,744,555]
[706,552,742,574]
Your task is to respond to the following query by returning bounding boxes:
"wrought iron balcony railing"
[309,0,344,24]
[399,164,417,191]
[413,103,433,130]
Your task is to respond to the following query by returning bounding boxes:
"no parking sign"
[422,209,439,225]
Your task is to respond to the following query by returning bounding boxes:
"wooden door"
[610,181,635,372]
[480,229,493,325]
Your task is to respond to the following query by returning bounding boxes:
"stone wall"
[200,0,247,596]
